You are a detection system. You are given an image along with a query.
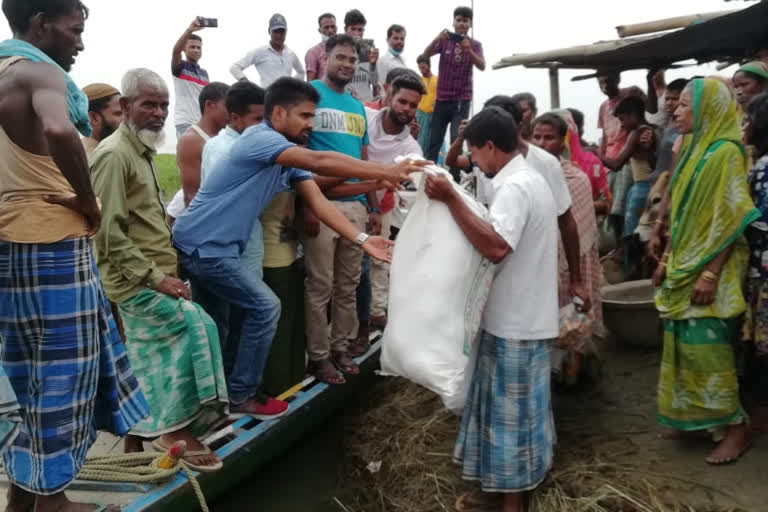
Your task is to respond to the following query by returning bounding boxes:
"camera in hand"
[449,32,465,43]
[197,17,218,28]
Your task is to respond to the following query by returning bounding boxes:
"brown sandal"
[331,351,360,375]
[309,359,346,385]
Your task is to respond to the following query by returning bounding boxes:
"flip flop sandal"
[152,439,224,473]
[331,352,360,375]
[309,361,346,385]
[455,491,502,511]
[347,340,370,358]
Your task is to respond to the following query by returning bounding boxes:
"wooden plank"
[615,10,735,38]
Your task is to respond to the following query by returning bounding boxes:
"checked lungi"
[453,332,556,493]
[0,238,149,494]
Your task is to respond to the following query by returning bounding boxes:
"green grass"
[154,154,179,202]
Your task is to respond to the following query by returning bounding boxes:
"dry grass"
[337,378,745,512]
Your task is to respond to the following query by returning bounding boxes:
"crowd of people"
[1,0,768,511]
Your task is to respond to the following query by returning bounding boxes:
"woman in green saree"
[653,77,760,464]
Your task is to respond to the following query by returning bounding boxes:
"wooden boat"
[0,336,383,511]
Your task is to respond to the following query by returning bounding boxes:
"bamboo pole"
[549,66,560,109]
[615,10,735,38]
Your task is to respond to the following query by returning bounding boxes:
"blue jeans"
[426,100,471,163]
[179,251,281,404]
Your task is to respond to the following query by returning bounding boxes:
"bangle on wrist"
[368,207,381,214]
[701,270,719,282]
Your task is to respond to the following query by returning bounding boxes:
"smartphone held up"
[197,16,218,28]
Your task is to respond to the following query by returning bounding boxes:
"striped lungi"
[453,332,555,493]
[0,238,149,494]
[608,164,634,217]
[119,289,229,437]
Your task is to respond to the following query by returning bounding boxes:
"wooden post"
[549,66,560,109]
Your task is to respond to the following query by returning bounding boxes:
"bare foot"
[455,490,502,511]
[123,434,144,454]
[6,484,34,512]
[35,492,120,512]
[706,424,751,465]
[160,429,220,469]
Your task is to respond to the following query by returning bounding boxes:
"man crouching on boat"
[172,77,427,419]
[0,1,150,510]
[424,107,558,512]
[90,68,228,473]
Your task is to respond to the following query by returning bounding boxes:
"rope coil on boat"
[78,451,209,512]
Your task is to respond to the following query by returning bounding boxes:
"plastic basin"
[601,279,663,348]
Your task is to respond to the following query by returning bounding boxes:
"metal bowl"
[601,279,663,348]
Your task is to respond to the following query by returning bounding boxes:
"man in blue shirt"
[173,77,423,418]
[303,34,392,385]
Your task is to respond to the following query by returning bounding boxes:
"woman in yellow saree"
[654,78,760,464]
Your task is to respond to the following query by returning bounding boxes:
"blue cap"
[269,13,287,31]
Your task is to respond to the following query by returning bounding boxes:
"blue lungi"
[453,332,555,493]
[0,238,148,494]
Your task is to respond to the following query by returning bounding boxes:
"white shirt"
[475,143,572,215]
[482,155,559,340]
[365,107,422,163]
[230,45,305,87]
[377,50,408,88]
[523,144,572,215]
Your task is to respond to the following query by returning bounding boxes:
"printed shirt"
[747,155,768,280]
[89,123,178,304]
[435,38,483,101]
[305,41,327,80]
[231,45,305,87]
[172,60,209,126]
[172,123,312,258]
[308,80,370,203]
[418,74,438,113]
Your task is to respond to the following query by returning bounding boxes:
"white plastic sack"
[380,159,495,411]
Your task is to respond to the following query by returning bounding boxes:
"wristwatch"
[355,232,370,246]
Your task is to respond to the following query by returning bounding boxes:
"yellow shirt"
[418,75,438,114]
[261,191,298,268]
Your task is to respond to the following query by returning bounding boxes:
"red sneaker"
[230,395,289,420]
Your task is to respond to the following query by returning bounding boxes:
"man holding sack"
[424,107,558,512]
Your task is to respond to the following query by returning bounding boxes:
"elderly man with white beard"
[89,68,229,472]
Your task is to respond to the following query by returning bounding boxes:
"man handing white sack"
[381,108,559,432]
[380,156,494,411]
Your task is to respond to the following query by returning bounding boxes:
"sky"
[0,0,743,153]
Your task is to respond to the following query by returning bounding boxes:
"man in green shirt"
[90,68,228,473]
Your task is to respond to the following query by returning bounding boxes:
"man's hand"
[304,208,320,237]
[638,127,653,150]
[652,263,666,288]
[570,281,592,313]
[386,158,430,183]
[460,37,472,50]
[438,29,450,40]
[409,119,420,140]
[153,276,191,300]
[188,18,204,33]
[424,173,456,203]
[691,275,717,305]
[368,212,382,236]
[362,236,394,263]
[457,119,469,140]
[44,193,102,235]
[369,47,379,65]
